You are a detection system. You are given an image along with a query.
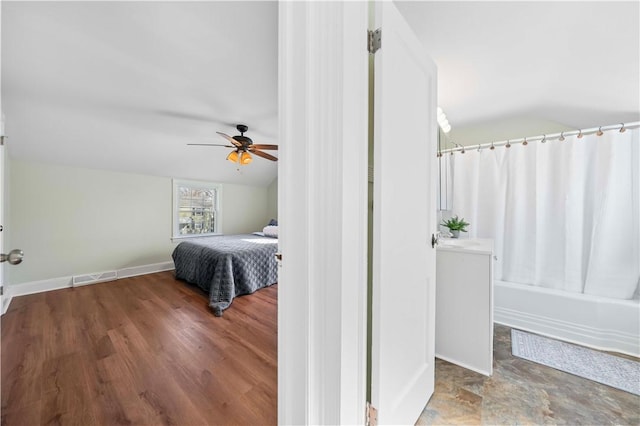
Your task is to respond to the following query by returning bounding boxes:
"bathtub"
[494,280,640,357]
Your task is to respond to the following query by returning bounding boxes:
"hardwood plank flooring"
[1,271,277,426]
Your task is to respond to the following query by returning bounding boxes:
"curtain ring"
[577,129,583,139]
[559,132,565,141]
[477,144,482,152]
[620,123,626,133]
[505,140,511,148]
[541,134,547,143]
[490,142,495,150]
[596,127,604,136]
[522,137,528,146]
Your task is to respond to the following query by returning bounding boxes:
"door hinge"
[1,286,4,296]
[367,28,381,54]
[0,136,5,146]
[365,402,378,426]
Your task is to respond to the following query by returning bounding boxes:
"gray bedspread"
[172,234,278,316]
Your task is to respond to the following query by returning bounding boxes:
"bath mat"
[511,329,640,396]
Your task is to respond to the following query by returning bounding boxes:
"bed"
[172,233,278,316]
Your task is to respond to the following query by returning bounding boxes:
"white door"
[370,2,438,425]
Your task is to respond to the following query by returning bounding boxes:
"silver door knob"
[1,249,24,265]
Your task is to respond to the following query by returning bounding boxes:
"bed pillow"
[263,225,278,238]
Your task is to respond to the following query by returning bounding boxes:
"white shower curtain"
[450,128,640,300]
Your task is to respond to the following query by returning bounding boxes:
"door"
[370,2,438,424]
[0,122,22,315]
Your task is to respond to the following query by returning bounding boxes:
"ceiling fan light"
[226,151,239,163]
[240,151,253,165]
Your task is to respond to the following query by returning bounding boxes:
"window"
[172,179,221,239]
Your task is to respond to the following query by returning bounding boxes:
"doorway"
[277,1,438,424]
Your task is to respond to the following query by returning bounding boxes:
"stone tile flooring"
[417,324,640,425]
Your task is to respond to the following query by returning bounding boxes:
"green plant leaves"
[440,215,469,232]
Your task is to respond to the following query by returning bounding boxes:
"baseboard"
[118,261,175,279]
[495,306,640,358]
[435,353,492,377]
[8,276,73,298]
[1,261,175,314]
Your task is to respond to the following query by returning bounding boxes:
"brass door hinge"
[366,402,378,426]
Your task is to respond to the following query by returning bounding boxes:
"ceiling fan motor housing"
[233,135,253,146]
[234,124,252,147]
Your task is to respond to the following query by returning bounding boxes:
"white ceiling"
[396,1,640,145]
[2,1,278,186]
[3,2,639,183]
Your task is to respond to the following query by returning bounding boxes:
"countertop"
[436,237,494,255]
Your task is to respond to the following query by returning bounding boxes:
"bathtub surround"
[511,329,640,396]
[494,280,639,357]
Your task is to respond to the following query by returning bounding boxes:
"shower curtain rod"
[439,121,640,154]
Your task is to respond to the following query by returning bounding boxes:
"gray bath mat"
[511,329,640,396]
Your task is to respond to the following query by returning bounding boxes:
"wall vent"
[72,270,118,287]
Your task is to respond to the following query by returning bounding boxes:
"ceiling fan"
[188,124,278,165]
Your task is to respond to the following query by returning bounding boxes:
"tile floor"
[417,324,640,425]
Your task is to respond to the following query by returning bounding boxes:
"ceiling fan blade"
[251,149,278,161]
[187,143,235,147]
[251,144,278,150]
[216,132,242,147]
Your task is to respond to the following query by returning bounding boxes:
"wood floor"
[1,271,277,426]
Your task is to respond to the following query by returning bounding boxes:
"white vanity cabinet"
[435,238,494,376]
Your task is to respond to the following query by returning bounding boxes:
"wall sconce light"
[437,107,452,133]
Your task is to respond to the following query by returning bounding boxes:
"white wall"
[266,177,278,221]
[449,117,573,146]
[8,159,271,285]
[219,178,270,233]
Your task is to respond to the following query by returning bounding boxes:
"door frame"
[277,2,369,424]
[0,136,4,314]
[0,0,5,314]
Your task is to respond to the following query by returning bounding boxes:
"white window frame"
[172,179,223,240]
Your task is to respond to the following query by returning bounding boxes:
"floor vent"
[72,270,118,287]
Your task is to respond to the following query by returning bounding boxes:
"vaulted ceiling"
[396,1,640,145]
[3,1,638,183]
[2,1,278,186]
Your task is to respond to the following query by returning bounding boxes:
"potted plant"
[440,215,469,238]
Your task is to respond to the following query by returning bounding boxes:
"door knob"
[1,249,24,265]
